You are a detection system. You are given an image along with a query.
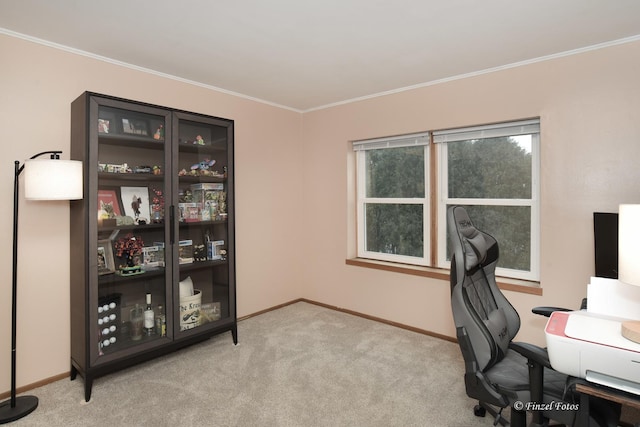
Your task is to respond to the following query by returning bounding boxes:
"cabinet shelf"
[71,91,236,402]
[98,267,166,286]
[178,175,226,184]
[98,222,165,233]
[99,172,164,182]
[178,259,228,273]
[178,141,227,154]
[98,133,165,149]
[179,219,227,227]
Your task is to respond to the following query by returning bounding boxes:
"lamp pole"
[0,151,64,423]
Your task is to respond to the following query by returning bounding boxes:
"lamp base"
[0,395,38,424]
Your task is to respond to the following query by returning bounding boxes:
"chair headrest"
[453,207,489,271]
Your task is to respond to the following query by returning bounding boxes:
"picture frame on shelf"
[98,110,116,134]
[122,117,149,136]
[98,187,122,222]
[120,186,151,225]
[142,245,164,269]
[97,239,115,275]
[98,119,110,134]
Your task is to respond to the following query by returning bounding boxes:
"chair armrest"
[509,342,553,425]
[531,306,571,317]
[509,341,552,369]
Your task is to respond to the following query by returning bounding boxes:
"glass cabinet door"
[92,100,172,363]
[173,112,234,336]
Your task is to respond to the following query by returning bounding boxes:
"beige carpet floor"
[8,301,623,427]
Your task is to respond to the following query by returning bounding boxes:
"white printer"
[545,309,640,395]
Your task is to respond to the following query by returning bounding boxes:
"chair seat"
[485,349,567,400]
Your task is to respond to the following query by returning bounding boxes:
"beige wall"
[0,34,304,392]
[1,33,639,394]
[301,40,640,346]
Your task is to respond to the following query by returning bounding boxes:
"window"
[353,133,430,265]
[435,119,540,280]
[352,119,540,282]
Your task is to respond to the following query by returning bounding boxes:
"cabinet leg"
[85,377,93,402]
[231,325,238,345]
[70,364,78,381]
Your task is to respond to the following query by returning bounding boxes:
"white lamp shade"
[619,204,640,287]
[24,159,83,200]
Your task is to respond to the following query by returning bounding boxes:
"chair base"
[474,401,511,426]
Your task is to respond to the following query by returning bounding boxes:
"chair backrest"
[448,206,521,372]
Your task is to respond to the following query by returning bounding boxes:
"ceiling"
[2,0,640,112]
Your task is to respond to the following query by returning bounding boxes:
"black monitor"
[593,212,618,279]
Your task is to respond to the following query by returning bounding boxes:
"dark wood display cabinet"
[69,92,236,401]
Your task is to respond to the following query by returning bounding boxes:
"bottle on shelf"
[144,293,155,336]
[155,304,166,337]
[130,304,143,341]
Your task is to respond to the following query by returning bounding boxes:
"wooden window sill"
[345,258,542,296]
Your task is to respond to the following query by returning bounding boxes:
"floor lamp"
[0,151,82,424]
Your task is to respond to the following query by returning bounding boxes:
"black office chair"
[447,206,620,426]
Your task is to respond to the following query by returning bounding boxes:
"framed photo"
[98,119,110,134]
[98,110,115,134]
[97,239,115,275]
[122,117,149,136]
[97,187,122,220]
[142,245,164,268]
[120,186,151,224]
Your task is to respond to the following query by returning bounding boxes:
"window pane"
[447,205,530,271]
[365,204,423,257]
[366,147,425,198]
[448,136,532,199]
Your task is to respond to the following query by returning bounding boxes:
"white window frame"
[435,119,541,281]
[353,133,430,266]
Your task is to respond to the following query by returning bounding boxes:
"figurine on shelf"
[194,244,206,262]
[130,194,147,225]
[151,187,164,223]
[134,165,151,174]
[153,165,162,175]
[154,124,164,140]
[194,135,205,145]
[180,190,193,203]
[191,159,216,174]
